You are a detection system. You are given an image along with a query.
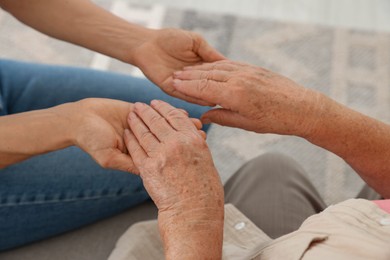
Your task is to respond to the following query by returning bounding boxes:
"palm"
[83,118,124,164]
[76,99,138,173]
[133,29,224,104]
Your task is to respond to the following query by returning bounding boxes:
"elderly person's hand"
[130,28,225,105]
[172,60,324,137]
[124,100,224,259]
[172,60,390,199]
[61,98,204,174]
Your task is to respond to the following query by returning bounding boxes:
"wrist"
[159,204,224,259]
[114,25,155,65]
[295,90,329,139]
[50,102,83,148]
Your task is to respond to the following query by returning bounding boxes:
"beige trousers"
[224,153,381,238]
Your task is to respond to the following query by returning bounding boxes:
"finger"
[190,118,203,130]
[201,108,256,131]
[150,100,198,132]
[106,152,140,175]
[180,110,204,130]
[124,129,147,168]
[183,61,238,72]
[194,34,226,62]
[177,108,189,116]
[172,78,227,107]
[198,130,207,140]
[94,149,139,174]
[173,70,230,82]
[164,77,216,107]
[128,111,160,154]
[133,102,175,141]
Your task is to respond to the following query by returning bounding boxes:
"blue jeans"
[0,59,210,250]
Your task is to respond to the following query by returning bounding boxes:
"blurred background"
[1,0,390,205]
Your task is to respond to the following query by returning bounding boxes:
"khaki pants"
[224,153,381,238]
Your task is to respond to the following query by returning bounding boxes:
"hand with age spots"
[173,60,390,199]
[172,60,324,137]
[124,100,224,259]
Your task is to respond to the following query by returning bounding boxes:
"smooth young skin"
[0,0,225,104]
[124,101,224,259]
[173,60,390,198]
[0,99,133,170]
[0,98,203,171]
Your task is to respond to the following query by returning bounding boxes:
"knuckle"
[199,70,209,80]
[130,145,142,156]
[166,108,184,120]
[197,79,210,95]
[207,70,215,80]
[165,140,184,154]
[149,114,165,125]
[140,131,152,141]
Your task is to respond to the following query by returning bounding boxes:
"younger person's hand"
[130,28,225,106]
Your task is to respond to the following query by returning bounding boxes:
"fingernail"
[173,79,182,88]
[124,129,130,136]
[173,71,182,77]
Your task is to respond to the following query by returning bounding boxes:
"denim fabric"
[0,59,211,250]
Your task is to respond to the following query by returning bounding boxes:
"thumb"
[201,108,256,131]
[195,35,226,62]
[96,150,140,175]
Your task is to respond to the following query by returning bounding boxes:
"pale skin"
[0,98,134,170]
[172,60,390,199]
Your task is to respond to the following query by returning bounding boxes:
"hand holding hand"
[130,28,225,105]
[62,98,138,173]
[172,60,324,137]
[26,98,204,175]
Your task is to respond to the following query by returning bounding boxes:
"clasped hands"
[70,31,322,259]
[66,97,224,258]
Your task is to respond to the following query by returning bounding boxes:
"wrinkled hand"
[68,98,204,174]
[124,100,222,211]
[172,60,323,137]
[124,100,224,259]
[131,28,225,105]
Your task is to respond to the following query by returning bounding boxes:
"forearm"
[159,202,224,259]
[305,94,390,198]
[0,0,151,64]
[0,104,74,168]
